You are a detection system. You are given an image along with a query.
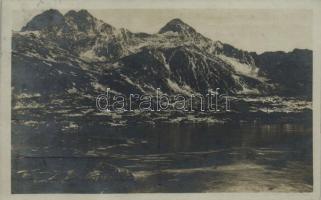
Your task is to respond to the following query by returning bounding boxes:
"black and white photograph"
[1,0,321,199]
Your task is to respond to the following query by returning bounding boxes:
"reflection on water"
[12,122,313,193]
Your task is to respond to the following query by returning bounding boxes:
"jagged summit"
[21,9,116,35]
[165,18,186,25]
[21,9,65,31]
[14,9,313,98]
[64,9,95,20]
[158,18,197,35]
[21,10,199,38]
[18,10,254,66]
[63,9,100,33]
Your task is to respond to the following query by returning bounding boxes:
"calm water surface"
[12,122,313,193]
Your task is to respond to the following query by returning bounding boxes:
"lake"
[12,121,313,193]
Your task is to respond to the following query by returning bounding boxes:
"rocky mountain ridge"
[13,9,312,100]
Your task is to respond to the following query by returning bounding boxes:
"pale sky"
[12,9,313,53]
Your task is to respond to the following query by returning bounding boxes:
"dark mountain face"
[64,10,97,33]
[21,9,134,62]
[252,49,312,97]
[101,47,242,95]
[159,18,198,36]
[21,9,66,32]
[214,43,256,66]
[13,9,312,100]
[12,32,100,95]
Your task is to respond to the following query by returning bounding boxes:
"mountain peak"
[158,18,196,35]
[21,9,65,31]
[167,18,186,25]
[64,9,94,20]
[64,9,99,33]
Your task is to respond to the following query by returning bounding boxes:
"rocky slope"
[252,49,312,97]
[12,9,312,112]
[12,10,312,121]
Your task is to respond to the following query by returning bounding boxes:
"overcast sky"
[13,9,312,53]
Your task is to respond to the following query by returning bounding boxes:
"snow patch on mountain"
[161,53,170,71]
[232,75,260,95]
[218,55,258,78]
[19,30,41,37]
[166,79,193,96]
[80,49,105,62]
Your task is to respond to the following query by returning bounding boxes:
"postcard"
[1,0,320,199]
